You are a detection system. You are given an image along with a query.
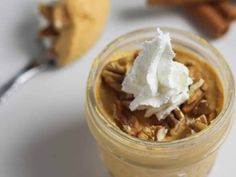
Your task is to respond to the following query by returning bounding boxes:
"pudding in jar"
[86,27,235,177]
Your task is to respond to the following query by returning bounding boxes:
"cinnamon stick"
[214,1,236,21]
[185,3,229,37]
[147,0,226,5]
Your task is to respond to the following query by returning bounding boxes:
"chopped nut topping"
[166,113,179,128]
[188,66,202,82]
[193,115,208,132]
[193,99,211,116]
[186,117,195,127]
[118,92,134,101]
[102,56,135,92]
[120,100,131,109]
[128,115,143,133]
[104,59,127,75]
[173,107,185,120]
[113,101,143,137]
[169,119,192,139]
[189,79,205,96]
[196,114,208,124]
[123,125,138,136]
[182,89,205,113]
[187,89,204,105]
[156,126,168,141]
[113,101,127,126]
[201,83,209,92]
[109,71,216,141]
[137,132,149,140]
[142,127,154,137]
[102,70,124,92]
[100,54,221,142]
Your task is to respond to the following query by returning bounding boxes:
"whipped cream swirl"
[122,28,192,120]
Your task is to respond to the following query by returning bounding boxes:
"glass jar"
[85,27,235,177]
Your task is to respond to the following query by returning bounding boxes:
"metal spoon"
[0,42,57,105]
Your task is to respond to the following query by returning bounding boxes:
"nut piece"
[138,126,157,141]
[119,116,142,137]
[113,101,128,126]
[189,79,205,96]
[173,107,185,120]
[113,101,143,136]
[142,127,154,137]
[193,114,208,132]
[201,83,209,92]
[169,119,192,139]
[123,125,138,136]
[193,99,211,116]
[166,113,179,128]
[102,70,124,92]
[102,57,135,92]
[105,59,127,75]
[196,114,208,124]
[188,66,202,82]
[156,126,168,141]
[120,100,131,109]
[187,89,204,105]
[137,132,149,140]
[182,89,205,113]
[118,92,134,101]
[128,115,143,133]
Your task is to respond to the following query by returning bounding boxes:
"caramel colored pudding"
[96,48,224,142]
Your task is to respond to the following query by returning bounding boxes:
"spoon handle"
[0,62,50,105]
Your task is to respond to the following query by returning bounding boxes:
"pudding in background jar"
[38,0,109,65]
[86,27,235,177]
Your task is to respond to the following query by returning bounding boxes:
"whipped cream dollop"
[122,28,192,120]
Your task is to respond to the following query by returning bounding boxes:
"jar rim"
[86,27,235,148]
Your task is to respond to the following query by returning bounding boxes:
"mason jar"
[86,27,235,177]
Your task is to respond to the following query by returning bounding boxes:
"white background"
[0,0,235,177]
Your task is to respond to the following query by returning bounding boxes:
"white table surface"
[0,0,235,177]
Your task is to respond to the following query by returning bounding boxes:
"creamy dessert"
[38,0,109,65]
[86,28,235,177]
[96,29,224,142]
